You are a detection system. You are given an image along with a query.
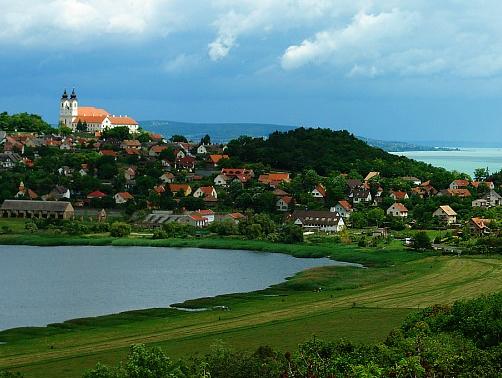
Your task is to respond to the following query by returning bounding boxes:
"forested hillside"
[226,128,458,187]
[0,112,54,134]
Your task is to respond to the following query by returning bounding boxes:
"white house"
[289,210,345,233]
[330,200,353,218]
[193,186,218,199]
[197,145,208,154]
[194,209,215,223]
[432,205,457,225]
[311,184,326,198]
[350,188,372,204]
[386,203,408,217]
[276,196,294,212]
[214,174,230,186]
[114,192,134,204]
[449,179,469,190]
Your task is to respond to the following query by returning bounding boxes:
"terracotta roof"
[337,200,352,211]
[100,149,118,157]
[74,115,107,124]
[197,209,215,216]
[108,116,138,125]
[209,154,229,164]
[452,179,469,187]
[391,191,408,200]
[150,145,167,153]
[313,184,327,197]
[169,184,191,193]
[471,217,491,230]
[280,195,294,204]
[116,192,134,200]
[77,107,109,116]
[87,190,107,199]
[125,148,141,155]
[389,202,408,212]
[197,186,215,196]
[438,205,457,216]
[122,140,141,147]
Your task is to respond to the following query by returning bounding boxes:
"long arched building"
[59,89,139,133]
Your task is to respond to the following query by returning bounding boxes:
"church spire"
[70,88,77,99]
[61,89,68,99]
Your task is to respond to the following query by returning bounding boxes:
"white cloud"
[281,9,419,70]
[3,1,502,79]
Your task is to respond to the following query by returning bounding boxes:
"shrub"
[110,222,131,237]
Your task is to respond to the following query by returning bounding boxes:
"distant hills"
[139,120,450,152]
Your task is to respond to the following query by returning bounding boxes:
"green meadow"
[0,231,500,377]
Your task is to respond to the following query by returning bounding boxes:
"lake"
[391,148,502,176]
[0,245,356,330]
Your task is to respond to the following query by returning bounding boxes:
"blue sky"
[1,0,502,144]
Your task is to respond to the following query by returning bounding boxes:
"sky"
[1,0,502,144]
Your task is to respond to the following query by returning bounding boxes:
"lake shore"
[0,233,420,267]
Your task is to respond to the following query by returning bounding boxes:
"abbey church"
[59,89,139,133]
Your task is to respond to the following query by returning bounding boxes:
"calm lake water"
[391,148,502,175]
[0,245,356,330]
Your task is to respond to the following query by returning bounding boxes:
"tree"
[414,231,431,250]
[279,223,304,243]
[474,167,489,181]
[110,222,131,237]
[200,134,211,145]
[170,134,188,143]
[76,120,88,132]
[102,126,130,140]
[367,208,385,227]
[59,125,72,136]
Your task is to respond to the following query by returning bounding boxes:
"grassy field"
[0,234,500,378]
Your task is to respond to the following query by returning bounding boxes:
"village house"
[387,203,408,217]
[349,188,372,204]
[289,210,345,233]
[149,145,167,156]
[449,179,470,190]
[87,190,107,199]
[193,186,217,200]
[276,195,294,212]
[175,156,196,171]
[43,186,70,201]
[114,192,134,204]
[331,200,353,218]
[0,152,22,169]
[1,200,74,219]
[208,154,229,167]
[472,189,502,208]
[194,209,215,223]
[311,184,327,199]
[258,172,290,187]
[470,217,491,236]
[159,172,175,184]
[214,173,230,186]
[390,191,409,201]
[438,188,471,198]
[432,205,457,225]
[15,182,38,200]
[346,179,363,191]
[471,181,495,190]
[401,176,422,186]
[169,183,192,197]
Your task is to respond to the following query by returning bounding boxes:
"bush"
[110,222,131,237]
[414,231,432,250]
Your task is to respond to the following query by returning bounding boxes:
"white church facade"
[59,89,139,133]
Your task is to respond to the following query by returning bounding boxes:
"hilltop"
[139,120,446,152]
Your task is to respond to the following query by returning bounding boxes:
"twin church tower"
[58,89,139,133]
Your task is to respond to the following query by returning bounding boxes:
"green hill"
[226,127,454,182]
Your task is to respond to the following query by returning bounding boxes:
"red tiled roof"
[108,116,138,126]
[87,190,107,199]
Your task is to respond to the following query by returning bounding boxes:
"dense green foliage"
[0,112,54,134]
[72,292,500,377]
[226,128,456,185]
